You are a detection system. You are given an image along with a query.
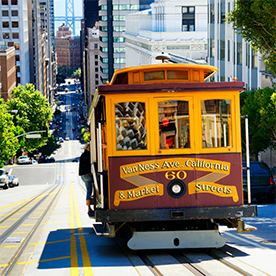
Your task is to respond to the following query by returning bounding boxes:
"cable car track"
[0,182,65,276]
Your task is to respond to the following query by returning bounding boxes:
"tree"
[6,84,53,153]
[240,87,276,159]
[73,68,81,78]
[227,0,276,74]
[0,99,20,167]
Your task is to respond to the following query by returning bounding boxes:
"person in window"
[160,116,176,149]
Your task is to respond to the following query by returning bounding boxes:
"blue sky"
[54,0,83,36]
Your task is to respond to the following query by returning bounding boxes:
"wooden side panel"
[108,153,243,210]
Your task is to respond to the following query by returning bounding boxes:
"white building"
[86,26,100,105]
[124,0,208,67]
[207,0,271,89]
[0,0,30,85]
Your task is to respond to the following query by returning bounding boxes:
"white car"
[17,156,32,164]
[11,175,19,186]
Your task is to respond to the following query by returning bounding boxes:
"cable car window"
[144,71,165,81]
[115,102,147,150]
[167,70,188,80]
[159,100,190,149]
[201,99,232,148]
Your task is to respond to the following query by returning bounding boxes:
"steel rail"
[0,182,65,276]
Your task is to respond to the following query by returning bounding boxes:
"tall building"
[86,26,100,105]
[81,0,99,100]
[55,24,81,70]
[124,0,208,67]
[0,0,30,86]
[207,0,271,89]
[0,42,16,101]
[98,0,154,84]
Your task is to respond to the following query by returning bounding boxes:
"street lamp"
[4,110,18,114]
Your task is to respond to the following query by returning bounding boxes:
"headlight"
[167,180,186,198]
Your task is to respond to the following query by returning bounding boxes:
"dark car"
[243,161,275,203]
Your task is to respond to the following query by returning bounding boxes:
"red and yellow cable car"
[88,62,257,250]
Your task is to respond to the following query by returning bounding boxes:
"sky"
[54,0,83,36]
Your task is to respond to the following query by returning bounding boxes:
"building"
[207,0,271,89]
[0,42,16,101]
[124,0,208,67]
[0,0,30,86]
[55,24,81,70]
[86,26,100,105]
[80,0,100,96]
[40,0,56,103]
[98,0,154,84]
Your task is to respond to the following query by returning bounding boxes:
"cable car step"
[93,223,115,237]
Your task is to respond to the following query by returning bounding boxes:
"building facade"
[98,0,154,84]
[86,26,100,105]
[0,42,16,101]
[124,0,208,67]
[55,24,81,69]
[0,0,30,86]
[207,0,271,89]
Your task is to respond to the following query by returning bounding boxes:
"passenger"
[79,143,94,217]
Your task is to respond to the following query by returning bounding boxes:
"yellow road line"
[70,235,79,276]
[29,239,70,245]
[72,182,93,276]
[16,256,70,265]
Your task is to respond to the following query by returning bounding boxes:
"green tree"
[6,84,53,153]
[241,87,276,159]
[227,0,276,74]
[0,99,20,167]
[73,68,81,78]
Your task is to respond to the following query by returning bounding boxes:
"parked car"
[243,161,275,203]
[59,137,64,143]
[0,169,9,189]
[65,137,70,141]
[17,156,32,165]
[7,175,14,188]
[11,175,19,186]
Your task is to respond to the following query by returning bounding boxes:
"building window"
[3,33,9,39]
[12,33,19,39]
[95,74,98,78]
[2,0,8,5]
[2,21,9,28]
[114,37,125,42]
[114,58,126,64]
[182,6,195,31]
[210,4,215,23]
[113,26,126,32]
[2,10,8,16]
[114,47,125,53]
[237,42,242,64]
[11,0,18,4]
[210,39,215,57]
[100,26,108,32]
[95,55,98,59]
[94,43,98,49]
[220,40,225,60]
[11,10,18,16]
[228,40,230,62]
[101,5,107,10]
[221,2,225,23]
[113,15,126,21]
[95,68,98,72]
[100,47,108,53]
[101,67,108,74]
[95,61,99,65]
[12,21,19,28]
[101,57,108,64]
[101,16,108,21]
[100,36,108,42]
[15,55,20,61]
[252,50,258,68]
[113,5,139,10]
